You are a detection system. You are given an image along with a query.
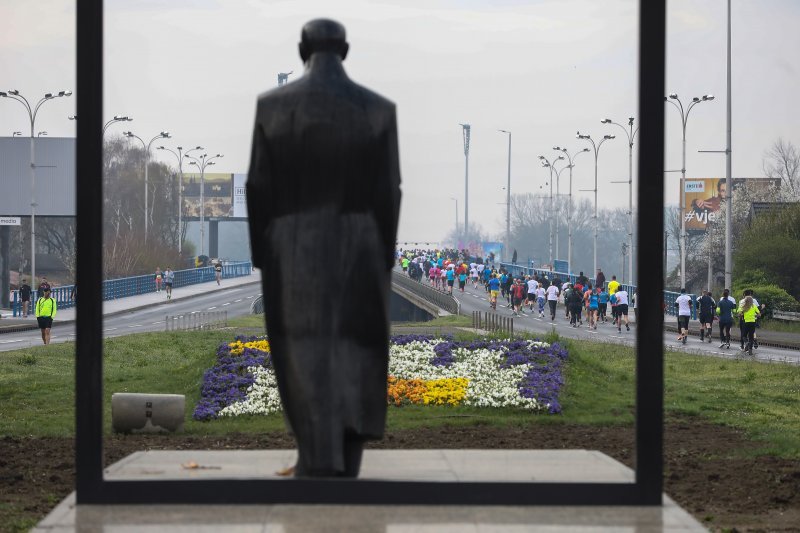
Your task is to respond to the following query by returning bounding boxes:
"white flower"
[220,338,551,417]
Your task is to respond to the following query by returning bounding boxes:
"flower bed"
[193,334,568,420]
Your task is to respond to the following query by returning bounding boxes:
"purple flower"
[193,337,271,421]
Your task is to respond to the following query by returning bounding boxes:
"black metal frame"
[76,0,665,505]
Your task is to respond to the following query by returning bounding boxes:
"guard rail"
[391,271,460,315]
[11,261,253,317]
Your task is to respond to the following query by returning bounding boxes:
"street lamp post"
[157,145,203,254]
[538,155,564,265]
[553,146,589,275]
[185,153,224,257]
[0,88,72,286]
[498,129,511,262]
[12,131,23,137]
[577,131,615,276]
[665,92,714,289]
[124,130,171,242]
[460,124,471,237]
[602,117,639,284]
[449,197,458,244]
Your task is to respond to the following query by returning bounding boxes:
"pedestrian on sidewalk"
[35,286,57,345]
[214,260,223,286]
[154,267,163,292]
[19,279,32,318]
[163,267,175,300]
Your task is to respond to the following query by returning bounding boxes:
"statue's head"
[299,19,349,62]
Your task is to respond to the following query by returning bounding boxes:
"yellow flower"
[422,378,469,406]
[228,339,270,356]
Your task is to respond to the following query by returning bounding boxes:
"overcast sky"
[1,0,798,243]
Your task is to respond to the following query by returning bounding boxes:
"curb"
[0,279,262,335]
[662,322,800,351]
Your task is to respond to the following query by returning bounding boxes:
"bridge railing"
[11,261,253,317]
[499,262,697,320]
[391,271,460,315]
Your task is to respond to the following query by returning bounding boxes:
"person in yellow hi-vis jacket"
[35,286,57,345]
[737,295,761,357]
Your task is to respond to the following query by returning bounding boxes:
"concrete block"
[111,393,185,434]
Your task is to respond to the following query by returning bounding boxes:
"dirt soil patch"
[2,417,798,532]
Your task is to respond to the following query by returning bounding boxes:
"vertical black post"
[75,0,104,503]
[0,226,9,308]
[636,0,666,504]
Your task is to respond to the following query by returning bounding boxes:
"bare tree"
[763,138,800,200]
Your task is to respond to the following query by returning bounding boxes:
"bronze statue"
[246,19,401,477]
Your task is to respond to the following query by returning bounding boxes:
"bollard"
[111,393,185,434]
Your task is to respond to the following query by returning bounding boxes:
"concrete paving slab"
[36,449,706,531]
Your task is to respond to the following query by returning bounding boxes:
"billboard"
[232,173,248,218]
[681,177,781,233]
[182,172,249,219]
[0,137,76,216]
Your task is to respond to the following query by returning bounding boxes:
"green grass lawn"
[1,324,798,457]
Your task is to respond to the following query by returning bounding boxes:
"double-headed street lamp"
[553,146,589,275]
[184,152,224,257]
[123,130,171,242]
[0,88,72,285]
[601,117,639,284]
[69,114,132,135]
[664,93,714,289]
[538,154,564,265]
[157,145,204,254]
[577,131,615,276]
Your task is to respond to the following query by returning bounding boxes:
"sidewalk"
[0,271,262,334]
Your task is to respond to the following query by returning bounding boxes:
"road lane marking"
[207,306,217,310]
[152,321,161,325]
[235,299,243,303]
[0,339,23,344]
[222,302,231,306]
[104,328,117,331]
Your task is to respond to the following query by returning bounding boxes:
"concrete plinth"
[35,449,705,531]
[111,393,185,434]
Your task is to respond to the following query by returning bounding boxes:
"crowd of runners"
[398,249,635,333]
[398,248,769,357]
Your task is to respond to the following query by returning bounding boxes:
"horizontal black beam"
[77,479,657,506]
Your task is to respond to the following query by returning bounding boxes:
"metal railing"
[472,311,514,335]
[500,262,697,320]
[391,271,460,315]
[251,295,265,315]
[165,311,228,332]
[773,310,800,322]
[11,261,253,317]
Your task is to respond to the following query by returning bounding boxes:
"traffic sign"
[0,216,21,225]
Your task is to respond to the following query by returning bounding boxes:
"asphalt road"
[0,285,262,352]
[449,281,800,365]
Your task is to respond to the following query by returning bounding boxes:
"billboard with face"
[680,177,781,233]
[681,178,725,233]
